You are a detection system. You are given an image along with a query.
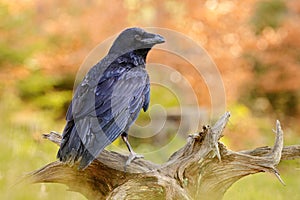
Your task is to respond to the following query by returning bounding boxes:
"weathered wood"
[26,112,300,200]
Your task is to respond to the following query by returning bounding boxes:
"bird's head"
[109,27,165,54]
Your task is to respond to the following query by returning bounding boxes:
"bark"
[26,112,300,200]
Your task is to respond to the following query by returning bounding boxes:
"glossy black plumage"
[57,28,164,169]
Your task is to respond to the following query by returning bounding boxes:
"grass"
[1,122,299,200]
[224,164,300,200]
[0,87,299,199]
[0,116,86,200]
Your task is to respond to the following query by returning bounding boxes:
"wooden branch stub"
[42,131,62,146]
[271,120,284,165]
[26,113,300,200]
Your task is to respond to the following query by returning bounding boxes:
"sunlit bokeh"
[0,0,299,199]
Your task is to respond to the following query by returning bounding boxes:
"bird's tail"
[57,120,94,170]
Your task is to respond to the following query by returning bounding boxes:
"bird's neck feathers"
[133,48,151,61]
[107,46,152,68]
[127,48,150,67]
[109,46,151,58]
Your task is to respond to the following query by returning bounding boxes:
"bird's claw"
[125,151,144,166]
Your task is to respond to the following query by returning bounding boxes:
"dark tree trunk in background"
[26,112,300,200]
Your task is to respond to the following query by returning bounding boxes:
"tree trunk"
[26,112,300,200]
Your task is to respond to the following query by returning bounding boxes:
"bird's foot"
[125,151,144,166]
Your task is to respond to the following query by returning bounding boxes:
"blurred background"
[0,0,299,199]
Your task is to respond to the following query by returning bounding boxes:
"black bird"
[57,27,165,170]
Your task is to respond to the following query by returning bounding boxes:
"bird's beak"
[141,33,165,45]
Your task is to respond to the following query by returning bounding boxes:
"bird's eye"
[135,34,142,41]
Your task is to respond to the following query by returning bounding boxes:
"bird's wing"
[142,79,150,112]
[66,65,149,160]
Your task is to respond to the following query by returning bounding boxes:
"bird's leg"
[121,132,144,166]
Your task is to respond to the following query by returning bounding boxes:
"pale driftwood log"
[26,112,300,200]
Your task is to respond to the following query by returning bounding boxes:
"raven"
[57,27,165,170]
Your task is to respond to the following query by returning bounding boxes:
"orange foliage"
[1,0,299,113]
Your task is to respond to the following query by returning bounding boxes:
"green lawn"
[0,94,299,200]
[224,164,300,200]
